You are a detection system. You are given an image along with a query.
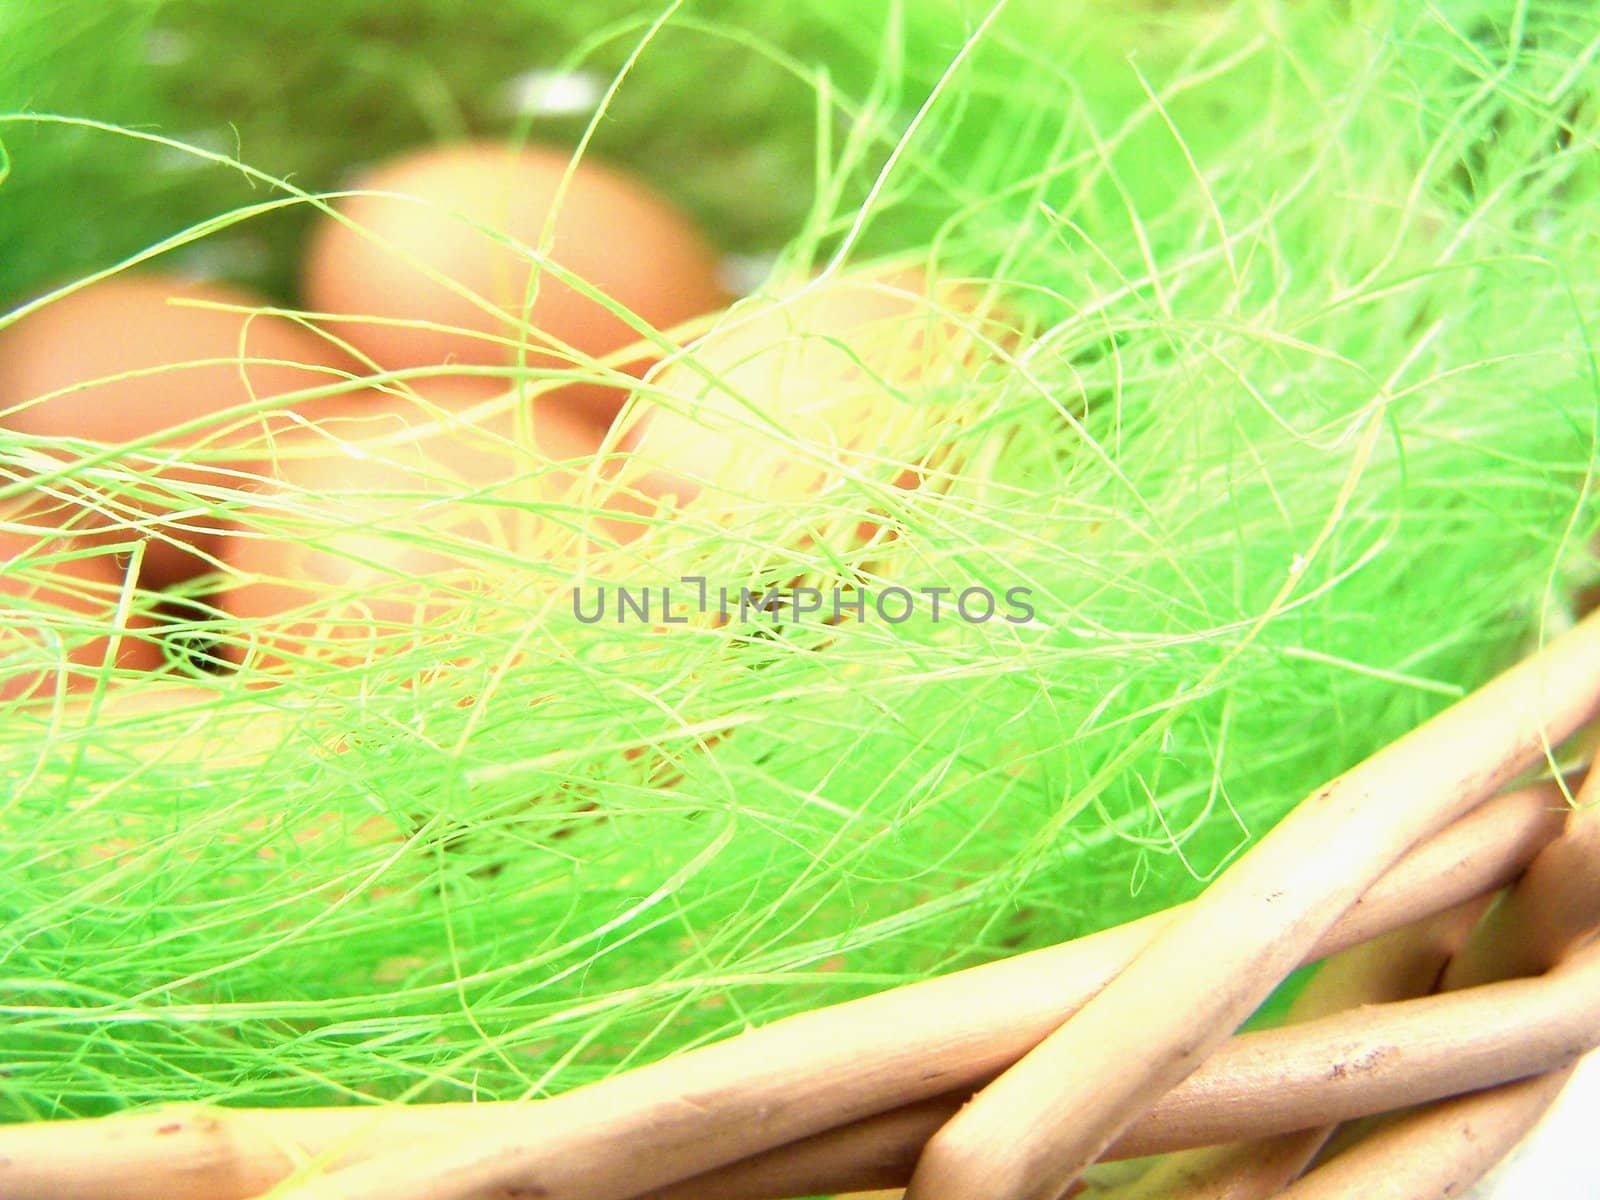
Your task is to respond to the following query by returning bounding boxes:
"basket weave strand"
[1268,758,1600,1199]
[904,609,1600,1200]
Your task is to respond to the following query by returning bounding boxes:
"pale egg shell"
[301,142,727,422]
[0,517,167,703]
[216,377,643,669]
[613,268,993,539]
[0,273,357,589]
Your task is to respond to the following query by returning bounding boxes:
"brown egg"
[302,141,727,421]
[216,377,645,669]
[613,268,997,543]
[0,273,356,589]
[0,515,166,703]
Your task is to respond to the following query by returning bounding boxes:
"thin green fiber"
[3,0,1600,1124]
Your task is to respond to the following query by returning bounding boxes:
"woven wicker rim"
[5,610,1600,1200]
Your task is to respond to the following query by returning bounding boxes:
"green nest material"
[2,0,1599,1123]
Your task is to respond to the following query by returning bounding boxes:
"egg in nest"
[302,141,728,423]
[215,377,651,669]
[0,510,167,703]
[0,273,356,590]
[612,267,1004,552]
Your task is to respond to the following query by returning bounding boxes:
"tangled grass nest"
[0,2,1597,1171]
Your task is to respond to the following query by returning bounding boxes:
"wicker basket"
[2,609,1598,1200]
